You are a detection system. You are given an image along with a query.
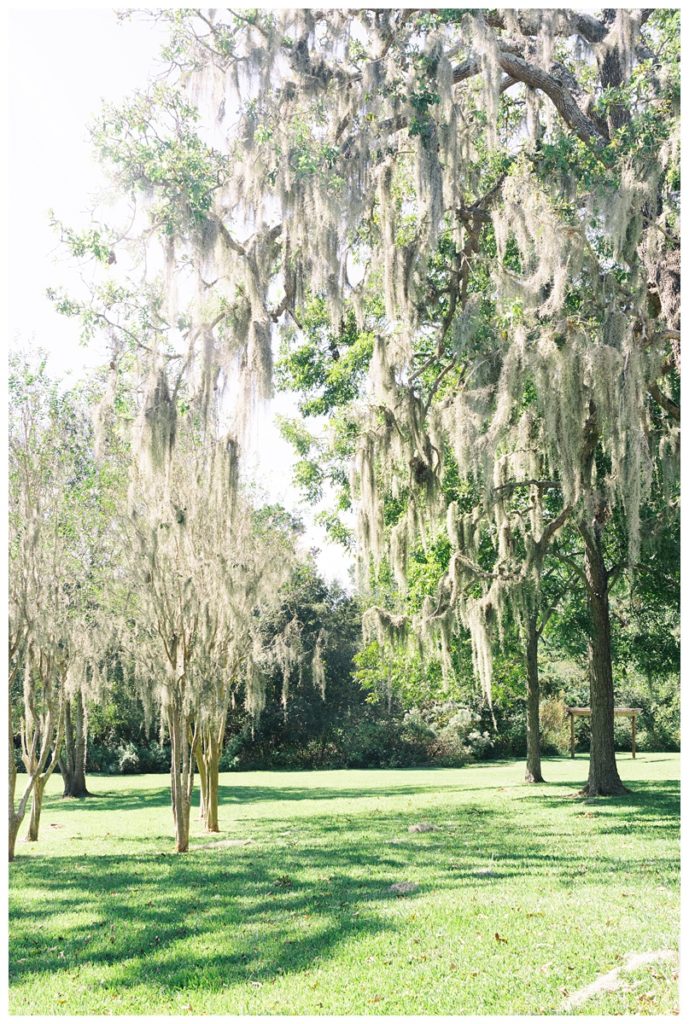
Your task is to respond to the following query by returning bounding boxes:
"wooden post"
[569,711,575,758]
[631,713,636,759]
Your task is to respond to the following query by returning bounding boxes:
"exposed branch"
[484,10,609,45]
[493,478,562,495]
[538,505,572,551]
[649,381,680,422]
[494,52,609,146]
[553,549,590,593]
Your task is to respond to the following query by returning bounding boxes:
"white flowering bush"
[401,702,493,766]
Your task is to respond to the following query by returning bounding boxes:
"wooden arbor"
[566,707,642,759]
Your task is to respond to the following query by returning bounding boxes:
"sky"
[7,7,353,588]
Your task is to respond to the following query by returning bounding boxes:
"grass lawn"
[9,753,679,1015]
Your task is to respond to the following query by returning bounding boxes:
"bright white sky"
[7,7,353,588]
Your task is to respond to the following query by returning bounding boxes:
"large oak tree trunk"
[59,693,90,798]
[524,614,544,784]
[582,523,627,797]
[596,13,632,136]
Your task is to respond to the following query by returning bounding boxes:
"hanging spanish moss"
[83,9,677,721]
[311,630,327,699]
[135,367,177,490]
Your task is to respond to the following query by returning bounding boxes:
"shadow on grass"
[10,848,394,993]
[537,779,679,817]
[38,780,547,814]
[10,775,679,997]
[40,761,630,815]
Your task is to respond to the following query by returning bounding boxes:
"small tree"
[122,382,298,849]
[8,354,118,853]
[8,359,76,851]
[192,510,299,834]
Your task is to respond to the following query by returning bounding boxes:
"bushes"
[342,716,427,768]
[219,732,246,771]
[134,741,170,773]
[619,673,680,752]
[476,704,525,758]
[117,743,140,774]
[87,738,170,775]
[401,704,493,767]
[86,742,120,774]
[221,703,494,771]
[540,696,570,756]
[80,663,678,775]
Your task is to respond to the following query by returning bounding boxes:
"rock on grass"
[389,881,419,895]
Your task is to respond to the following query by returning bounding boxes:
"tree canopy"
[11,7,679,854]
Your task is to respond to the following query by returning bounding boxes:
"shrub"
[342,718,424,768]
[430,726,469,767]
[401,703,494,766]
[400,709,437,762]
[87,742,120,774]
[117,743,140,774]
[540,696,569,755]
[135,741,170,773]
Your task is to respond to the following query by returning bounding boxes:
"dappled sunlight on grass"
[10,754,679,1014]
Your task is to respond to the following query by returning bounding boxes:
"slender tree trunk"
[26,775,46,842]
[196,748,207,824]
[9,696,62,859]
[524,613,544,783]
[168,703,196,853]
[206,775,219,832]
[582,524,627,797]
[169,709,188,853]
[9,718,19,861]
[25,756,62,843]
[196,728,220,832]
[59,693,90,798]
[204,739,220,833]
[8,720,32,861]
[9,814,22,862]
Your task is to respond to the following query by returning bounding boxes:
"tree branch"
[493,478,562,495]
[649,381,680,422]
[494,52,609,146]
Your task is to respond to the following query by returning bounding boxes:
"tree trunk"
[168,705,195,853]
[204,743,220,833]
[197,729,220,832]
[582,524,627,797]
[26,775,46,842]
[9,698,56,860]
[8,726,28,862]
[524,614,544,784]
[59,693,90,798]
[9,814,22,862]
[196,748,207,824]
[9,716,21,861]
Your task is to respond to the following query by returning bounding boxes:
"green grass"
[9,754,679,1015]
